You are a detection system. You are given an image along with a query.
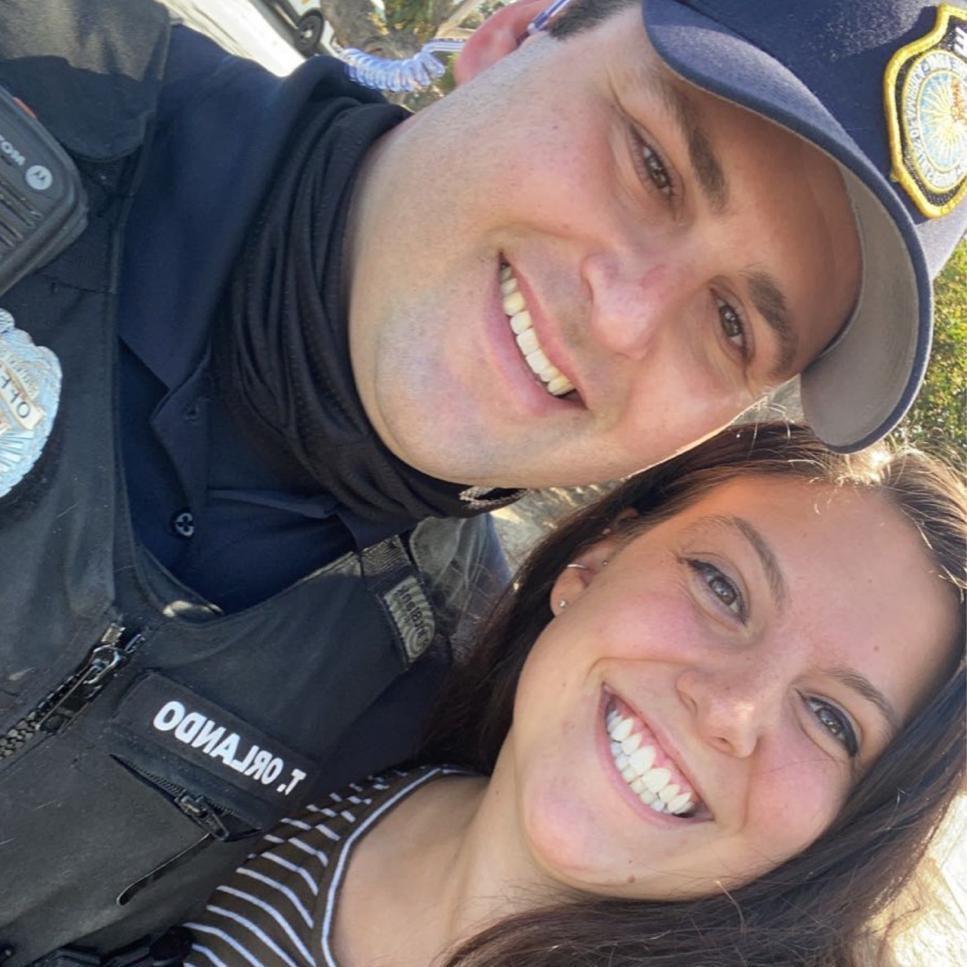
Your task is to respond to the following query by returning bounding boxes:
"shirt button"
[171,509,195,539]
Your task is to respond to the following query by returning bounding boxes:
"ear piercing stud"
[559,555,611,613]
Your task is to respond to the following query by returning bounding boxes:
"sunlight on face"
[348,6,859,489]
[501,476,957,900]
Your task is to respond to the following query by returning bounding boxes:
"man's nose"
[676,664,782,759]
[581,249,693,359]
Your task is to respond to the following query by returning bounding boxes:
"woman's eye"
[688,560,746,620]
[715,296,749,360]
[807,697,859,757]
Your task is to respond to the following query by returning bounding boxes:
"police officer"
[0,0,963,963]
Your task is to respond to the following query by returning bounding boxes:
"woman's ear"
[548,522,635,616]
[454,0,554,85]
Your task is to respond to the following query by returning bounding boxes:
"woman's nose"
[676,665,781,759]
[581,249,693,360]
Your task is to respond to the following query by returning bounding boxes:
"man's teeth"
[606,706,696,817]
[500,265,574,397]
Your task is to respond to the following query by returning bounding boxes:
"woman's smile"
[601,690,707,820]
[503,473,956,900]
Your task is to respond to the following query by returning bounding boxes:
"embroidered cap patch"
[884,4,967,218]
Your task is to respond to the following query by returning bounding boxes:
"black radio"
[0,84,86,296]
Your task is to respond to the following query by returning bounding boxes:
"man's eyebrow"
[707,515,787,608]
[827,666,901,738]
[650,69,728,214]
[742,269,799,377]
[646,70,801,376]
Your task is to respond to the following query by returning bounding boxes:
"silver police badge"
[0,308,61,498]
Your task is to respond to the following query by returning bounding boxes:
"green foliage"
[383,0,427,36]
[898,240,966,456]
[384,0,452,43]
[372,1,465,103]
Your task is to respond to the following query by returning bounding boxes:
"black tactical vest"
[0,2,502,962]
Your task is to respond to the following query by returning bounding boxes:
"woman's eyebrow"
[702,517,901,737]
[703,514,787,608]
[826,666,901,738]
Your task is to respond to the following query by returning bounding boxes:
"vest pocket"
[103,670,319,909]
[112,756,259,906]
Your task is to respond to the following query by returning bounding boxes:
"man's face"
[346,5,861,488]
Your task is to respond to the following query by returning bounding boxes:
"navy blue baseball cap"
[643,0,967,451]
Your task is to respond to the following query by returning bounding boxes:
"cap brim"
[644,0,933,451]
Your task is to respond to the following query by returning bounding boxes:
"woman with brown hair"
[184,423,966,967]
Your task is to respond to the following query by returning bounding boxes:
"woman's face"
[503,476,958,900]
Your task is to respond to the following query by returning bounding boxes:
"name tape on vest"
[151,699,306,796]
[112,672,317,805]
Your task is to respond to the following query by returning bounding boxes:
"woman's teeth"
[606,704,697,817]
[500,264,574,397]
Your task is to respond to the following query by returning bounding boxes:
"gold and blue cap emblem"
[885,4,967,218]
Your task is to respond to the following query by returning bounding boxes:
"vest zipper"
[0,621,144,760]
[116,832,216,907]
[114,764,247,906]
[119,762,235,840]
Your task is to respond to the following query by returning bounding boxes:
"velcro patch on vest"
[384,575,435,662]
[360,536,436,664]
[110,673,316,806]
[883,4,967,218]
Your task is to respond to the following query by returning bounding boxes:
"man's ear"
[454,0,555,85]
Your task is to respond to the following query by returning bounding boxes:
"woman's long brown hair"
[422,423,966,967]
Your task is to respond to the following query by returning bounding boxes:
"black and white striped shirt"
[185,765,468,966]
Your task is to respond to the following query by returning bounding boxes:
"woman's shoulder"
[249,764,474,862]
[305,764,474,833]
[184,764,476,964]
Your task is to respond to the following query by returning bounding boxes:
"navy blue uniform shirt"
[118,27,418,611]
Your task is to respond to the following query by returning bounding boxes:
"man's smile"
[500,261,575,397]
